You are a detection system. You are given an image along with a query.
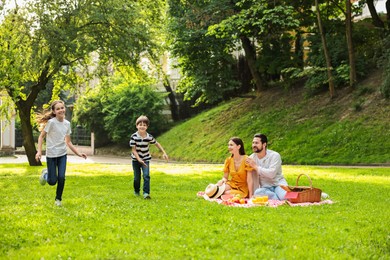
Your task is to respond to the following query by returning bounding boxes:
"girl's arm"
[35,131,47,162]
[65,135,87,159]
[155,142,168,162]
[132,147,147,166]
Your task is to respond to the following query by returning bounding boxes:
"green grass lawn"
[0,163,389,259]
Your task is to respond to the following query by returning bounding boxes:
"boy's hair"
[136,115,150,126]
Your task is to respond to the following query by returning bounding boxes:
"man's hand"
[245,157,256,168]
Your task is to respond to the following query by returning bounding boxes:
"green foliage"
[168,0,239,105]
[0,0,167,164]
[74,80,169,145]
[208,0,300,76]
[379,35,390,98]
[303,18,382,92]
[381,65,390,98]
[0,164,389,258]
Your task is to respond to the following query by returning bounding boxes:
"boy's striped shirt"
[129,132,156,161]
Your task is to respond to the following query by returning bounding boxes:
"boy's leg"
[46,157,58,186]
[55,155,67,201]
[142,161,150,197]
[132,161,142,195]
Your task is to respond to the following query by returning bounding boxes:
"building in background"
[0,93,16,156]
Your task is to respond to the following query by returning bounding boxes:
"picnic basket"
[285,174,322,203]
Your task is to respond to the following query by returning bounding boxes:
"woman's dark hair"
[230,137,246,156]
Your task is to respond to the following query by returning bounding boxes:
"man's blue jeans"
[46,155,67,201]
[254,186,287,200]
[132,161,150,195]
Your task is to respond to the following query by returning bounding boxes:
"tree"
[365,0,386,29]
[314,0,335,98]
[167,0,239,106]
[0,0,165,166]
[207,0,300,93]
[345,0,357,89]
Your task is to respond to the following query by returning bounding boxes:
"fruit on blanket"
[221,194,233,201]
[252,196,269,205]
[239,199,246,204]
[226,194,243,204]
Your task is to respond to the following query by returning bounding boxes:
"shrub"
[74,83,169,145]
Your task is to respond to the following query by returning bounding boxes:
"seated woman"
[217,137,254,198]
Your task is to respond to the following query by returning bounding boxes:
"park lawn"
[0,163,389,259]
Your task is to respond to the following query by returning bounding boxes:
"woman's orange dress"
[224,155,254,198]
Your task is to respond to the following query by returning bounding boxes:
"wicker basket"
[286,174,322,203]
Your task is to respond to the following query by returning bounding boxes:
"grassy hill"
[151,71,389,165]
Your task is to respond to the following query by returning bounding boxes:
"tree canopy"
[0,0,166,165]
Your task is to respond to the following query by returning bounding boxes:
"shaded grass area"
[0,163,389,259]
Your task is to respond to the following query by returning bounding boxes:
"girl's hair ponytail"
[36,100,65,130]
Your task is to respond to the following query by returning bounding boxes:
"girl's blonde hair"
[36,100,65,130]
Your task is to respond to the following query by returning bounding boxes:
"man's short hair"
[136,115,150,126]
[254,133,267,144]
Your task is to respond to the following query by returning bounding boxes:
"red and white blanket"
[197,191,334,208]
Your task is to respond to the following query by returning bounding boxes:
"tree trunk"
[386,0,390,29]
[162,74,179,121]
[294,32,304,69]
[16,100,42,166]
[240,36,264,92]
[315,0,335,98]
[346,0,356,89]
[366,0,385,28]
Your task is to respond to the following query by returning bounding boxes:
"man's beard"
[253,146,263,153]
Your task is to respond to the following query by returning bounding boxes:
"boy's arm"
[132,147,147,166]
[155,142,168,162]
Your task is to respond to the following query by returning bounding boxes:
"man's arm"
[256,153,281,179]
[246,153,281,179]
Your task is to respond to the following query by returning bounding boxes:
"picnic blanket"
[197,191,334,208]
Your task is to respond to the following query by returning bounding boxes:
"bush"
[379,35,390,98]
[74,83,170,145]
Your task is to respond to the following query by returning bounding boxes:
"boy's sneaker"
[143,193,151,199]
[39,169,48,186]
[55,199,62,207]
[134,192,140,196]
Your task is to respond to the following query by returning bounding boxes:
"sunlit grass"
[0,163,389,259]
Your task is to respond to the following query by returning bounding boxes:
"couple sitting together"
[206,134,288,201]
